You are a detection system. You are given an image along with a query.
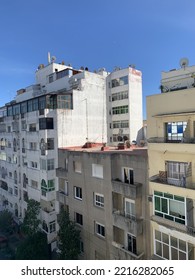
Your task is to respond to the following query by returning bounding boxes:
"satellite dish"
[179,57,189,68]
[51,56,56,62]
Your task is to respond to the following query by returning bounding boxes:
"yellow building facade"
[147,65,195,260]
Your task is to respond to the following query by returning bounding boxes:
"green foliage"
[0,210,14,234]
[15,231,49,260]
[21,199,41,236]
[57,208,81,260]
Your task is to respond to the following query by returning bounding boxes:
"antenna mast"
[48,52,51,64]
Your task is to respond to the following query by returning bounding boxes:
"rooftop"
[59,142,148,156]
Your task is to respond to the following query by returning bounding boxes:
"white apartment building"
[106,66,143,145]
[0,59,107,248]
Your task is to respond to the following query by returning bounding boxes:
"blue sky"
[1,0,195,119]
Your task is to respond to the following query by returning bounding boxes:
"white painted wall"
[57,71,107,147]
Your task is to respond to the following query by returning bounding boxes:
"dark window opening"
[39,118,54,130]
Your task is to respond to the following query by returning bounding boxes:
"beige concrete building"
[147,60,195,260]
[56,144,150,260]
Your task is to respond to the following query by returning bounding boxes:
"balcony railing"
[113,210,143,236]
[112,179,142,199]
[56,167,68,178]
[56,191,67,205]
[112,241,144,260]
[151,215,195,237]
[148,137,195,144]
[150,173,194,190]
[41,208,56,223]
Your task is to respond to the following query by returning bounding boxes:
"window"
[64,158,68,171]
[122,167,134,184]
[40,138,46,155]
[47,138,54,150]
[154,191,185,224]
[29,142,37,150]
[166,121,187,142]
[56,69,70,79]
[21,102,27,114]
[47,159,54,170]
[95,222,105,237]
[112,90,128,101]
[48,180,55,191]
[74,186,82,200]
[75,212,83,226]
[31,180,38,189]
[29,123,36,132]
[57,94,73,109]
[166,161,189,184]
[21,120,27,130]
[73,161,82,173]
[125,198,135,219]
[41,179,55,196]
[14,171,17,184]
[49,221,56,233]
[64,180,68,195]
[40,159,46,170]
[7,107,13,116]
[14,186,18,196]
[154,230,193,260]
[12,104,20,115]
[112,105,128,115]
[31,161,38,169]
[92,164,103,179]
[38,96,46,110]
[94,193,104,208]
[113,120,129,129]
[48,75,54,83]
[111,76,128,88]
[127,233,137,254]
[39,118,54,130]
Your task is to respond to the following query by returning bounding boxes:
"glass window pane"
[179,240,186,251]
[163,244,169,259]
[179,251,186,260]
[155,241,162,257]
[171,236,178,248]
[162,233,169,244]
[171,248,178,260]
[155,197,160,211]
[155,230,161,241]
[162,198,168,213]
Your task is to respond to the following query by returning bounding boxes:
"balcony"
[148,137,195,144]
[41,208,56,223]
[150,172,194,190]
[27,185,40,201]
[113,210,143,236]
[0,181,8,191]
[112,241,144,260]
[112,179,142,199]
[148,137,195,154]
[41,190,56,201]
[56,167,68,179]
[56,191,67,205]
[151,215,195,237]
